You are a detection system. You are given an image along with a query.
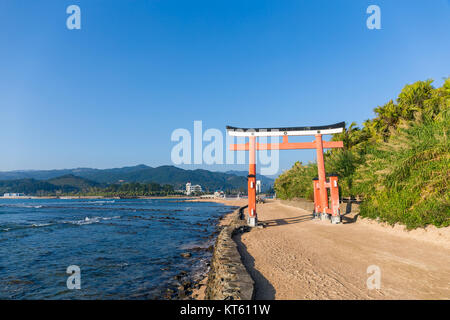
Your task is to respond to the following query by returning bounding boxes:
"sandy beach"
[197,198,450,300]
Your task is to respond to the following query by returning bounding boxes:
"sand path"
[236,200,450,299]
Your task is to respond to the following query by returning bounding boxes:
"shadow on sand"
[263,214,312,227]
[341,200,361,224]
[234,233,276,300]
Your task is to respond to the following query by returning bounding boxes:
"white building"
[185,182,202,195]
[3,193,26,197]
[214,191,225,198]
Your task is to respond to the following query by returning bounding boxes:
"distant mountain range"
[225,170,275,190]
[0,165,274,193]
[0,174,102,195]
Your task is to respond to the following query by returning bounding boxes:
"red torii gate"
[227,122,345,226]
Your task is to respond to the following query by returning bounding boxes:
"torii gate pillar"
[248,136,257,227]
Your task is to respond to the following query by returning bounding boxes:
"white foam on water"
[31,223,53,227]
[88,200,116,205]
[0,203,44,209]
[64,215,121,225]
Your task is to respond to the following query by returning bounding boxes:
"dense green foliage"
[275,79,450,228]
[83,182,177,197]
[353,111,449,228]
[47,174,101,190]
[274,163,317,200]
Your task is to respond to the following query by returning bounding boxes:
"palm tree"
[332,122,362,150]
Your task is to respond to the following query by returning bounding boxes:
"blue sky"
[0,0,449,175]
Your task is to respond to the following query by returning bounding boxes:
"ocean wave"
[102,216,121,220]
[0,204,43,209]
[31,223,53,227]
[63,215,121,225]
[0,215,122,231]
[0,203,181,213]
[0,223,53,232]
[87,200,116,205]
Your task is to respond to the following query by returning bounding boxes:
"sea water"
[0,198,235,299]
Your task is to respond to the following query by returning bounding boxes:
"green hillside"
[0,178,76,195]
[47,174,101,190]
[275,78,450,229]
[225,170,274,191]
[0,175,101,195]
[75,165,253,191]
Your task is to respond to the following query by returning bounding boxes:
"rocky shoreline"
[164,202,254,300]
[202,205,254,300]
[162,230,219,300]
[161,207,233,300]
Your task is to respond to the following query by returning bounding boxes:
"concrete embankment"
[203,205,254,300]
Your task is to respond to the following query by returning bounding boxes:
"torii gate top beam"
[226,121,345,137]
[227,122,345,151]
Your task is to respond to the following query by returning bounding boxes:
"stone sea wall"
[204,206,254,300]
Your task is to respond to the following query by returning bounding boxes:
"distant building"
[214,191,225,198]
[185,182,202,195]
[200,194,215,199]
[256,180,261,193]
[3,193,26,197]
